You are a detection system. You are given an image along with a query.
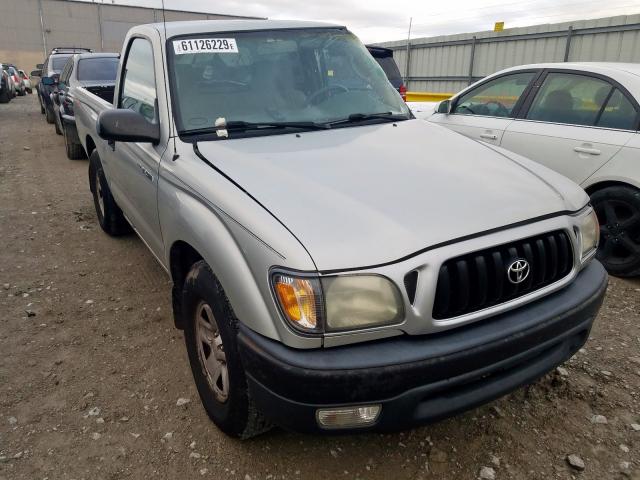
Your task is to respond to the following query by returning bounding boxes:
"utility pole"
[404,17,412,86]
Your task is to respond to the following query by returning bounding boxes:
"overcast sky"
[80,0,640,43]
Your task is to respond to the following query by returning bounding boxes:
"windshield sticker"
[173,38,238,54]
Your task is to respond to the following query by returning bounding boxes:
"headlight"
[271,272,404,334]
[578,208,599,261]
[321,275,403,331]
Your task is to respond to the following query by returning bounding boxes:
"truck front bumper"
[238,261,607,434]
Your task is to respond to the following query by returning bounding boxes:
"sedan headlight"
[271,272,404,334]
[578,208,599,261]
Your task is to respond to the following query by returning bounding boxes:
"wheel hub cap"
[195,301,228,403]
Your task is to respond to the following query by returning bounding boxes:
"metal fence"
[377,14,640,93]
[0,0,260,71]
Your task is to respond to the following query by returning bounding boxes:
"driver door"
[430,70,540,146]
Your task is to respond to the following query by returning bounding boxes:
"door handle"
[573,146,601,155]
[137,163,153,181]
[480,133,498,140]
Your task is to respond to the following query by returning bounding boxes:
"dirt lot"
[1,94,640,480]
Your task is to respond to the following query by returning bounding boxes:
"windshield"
[169,28,409,134]
[77,57,119,81]
[51,54,72,73]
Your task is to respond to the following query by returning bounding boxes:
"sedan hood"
[196,120,587,271]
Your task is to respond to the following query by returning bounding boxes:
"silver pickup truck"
[74,19,607,438]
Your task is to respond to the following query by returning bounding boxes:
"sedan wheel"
[592,185,640,277]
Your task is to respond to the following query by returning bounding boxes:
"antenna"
[161,0,179,160]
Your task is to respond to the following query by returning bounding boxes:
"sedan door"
[501,71,637,185]
[430,70,539,146]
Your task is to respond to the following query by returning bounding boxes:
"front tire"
[64,125,85,160]
[182,261,271,439]
[592,185,640,277]
[45,106,55,124]
[0,88,9,104]
[88,150,131,236]
[54,113,62,135]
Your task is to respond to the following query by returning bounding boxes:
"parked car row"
[30,47,119,159]
[0,62,32,103]
[410,62,640,277]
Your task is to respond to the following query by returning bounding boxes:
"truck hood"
[196,119,588,271]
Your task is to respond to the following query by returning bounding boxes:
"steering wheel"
[456,104,476,114]
[485,100,510,117]
[307,84,349,106]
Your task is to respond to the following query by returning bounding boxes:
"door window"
[527,73,617,127]
[596,88,638,130]
[120,38,157,123]
[453,72,536,118]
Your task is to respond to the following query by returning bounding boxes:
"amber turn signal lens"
[272,274,321,330]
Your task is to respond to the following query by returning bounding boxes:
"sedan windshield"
[169,28,410,134]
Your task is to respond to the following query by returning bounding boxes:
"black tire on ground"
[0,88,9,104]
[88,150,131,236]
[591,185,640,277]
[18,88,25,96]
[45,106,55,124]
[63,125,85,160]
[27,88,32,94]
[39,96,45,113]
[182,260,271,439]
[54,113,62,135]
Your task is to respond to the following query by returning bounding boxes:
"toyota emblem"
[507,259,530,284]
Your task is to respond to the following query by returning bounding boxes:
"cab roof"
[145,19,345,40]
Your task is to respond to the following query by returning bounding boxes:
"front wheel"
[88,150,131,236]
[182,261,271,439]
[45,106,55,124]
[64,125,85,160]
[592,185,640,277]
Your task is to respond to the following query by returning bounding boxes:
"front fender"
[159,159,321,349]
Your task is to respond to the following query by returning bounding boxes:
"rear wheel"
[183,261,271,439]
[88,150,131,236]
[592,185,640,277]
[63,125,85,160]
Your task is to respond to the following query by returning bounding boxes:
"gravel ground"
[1,94,640,480]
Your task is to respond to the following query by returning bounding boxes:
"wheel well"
[585,180,639,196]
[169,241,203,329]
[85,136,96,157]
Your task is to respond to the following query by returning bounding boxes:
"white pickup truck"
[74,19,607,438]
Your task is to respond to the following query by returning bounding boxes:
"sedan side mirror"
[41,76,56,86]
[437,99,453,114]
[97,109,161,145]
[30,69,42,78]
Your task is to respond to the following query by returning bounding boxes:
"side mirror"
[97,109,160,144]
[30,69,42,78]
[36,63,44,69]
[41,76,55,86]
[437,99,453,114]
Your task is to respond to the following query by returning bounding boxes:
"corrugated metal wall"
[378,14,640,93]
[0,0,260,72]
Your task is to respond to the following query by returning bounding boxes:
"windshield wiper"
[327,112,410,126]
[181,120,330,136]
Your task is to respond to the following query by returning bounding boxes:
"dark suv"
[367,45,406,101]
[31,47,92,124]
